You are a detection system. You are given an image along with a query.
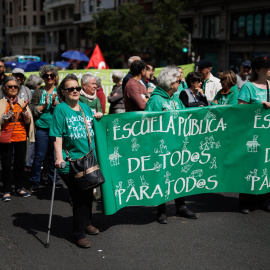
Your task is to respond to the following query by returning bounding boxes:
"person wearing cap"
[0,68,32,101]
[12,68,32,102]
[238,56,270,214]
[197,59,221,105]
[236,60,252,90]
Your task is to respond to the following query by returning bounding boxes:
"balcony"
[6,26,45,35]
[44,0,75,10]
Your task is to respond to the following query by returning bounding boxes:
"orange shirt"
[2,103,27,142]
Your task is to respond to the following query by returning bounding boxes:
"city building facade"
[5,0,46,60]
[180,0,270,73]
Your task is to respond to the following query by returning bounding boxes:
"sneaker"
[76,238,91,248]
[85,225,99,235]
[240,208,250,214]
[93,191,101,202]
[15,189,30,198]
[2,193,11,202]
[176,206,198,219]
[157,213,168,224]
[29,184,40,193]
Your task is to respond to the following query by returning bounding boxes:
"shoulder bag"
[64,106,105,191]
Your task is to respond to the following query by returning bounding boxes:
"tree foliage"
[87,1,188,67]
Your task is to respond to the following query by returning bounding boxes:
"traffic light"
[182,38,188,53]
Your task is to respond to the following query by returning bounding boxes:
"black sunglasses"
[63,86,81,92]
[43,73,56,79]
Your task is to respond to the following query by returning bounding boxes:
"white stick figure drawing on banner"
[209,157,217,169]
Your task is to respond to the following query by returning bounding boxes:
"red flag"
[86,44,109,69]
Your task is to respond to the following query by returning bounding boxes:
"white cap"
[12,68,25,75]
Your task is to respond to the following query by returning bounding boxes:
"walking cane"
[45,162,65,248]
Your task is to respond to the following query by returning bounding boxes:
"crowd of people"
[0,55,270,248]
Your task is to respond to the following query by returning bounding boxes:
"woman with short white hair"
[145,66,198,224]
[108,70,125,114]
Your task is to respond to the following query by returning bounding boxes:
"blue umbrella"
[4,61,23,69]
[61,50,89,62]
[20,61,49,72]
[54,61,70,68]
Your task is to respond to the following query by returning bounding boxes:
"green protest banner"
[23,64,195,114]
[94,104,270,215]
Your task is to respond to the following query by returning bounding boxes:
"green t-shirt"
[211,85,239,105]
[238,82,269,104]
[49,101,95,174]
[35,87,59,129]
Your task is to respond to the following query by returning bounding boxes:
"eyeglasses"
[43,73,56,79]
[7,85,19,89]
[63,86,81,92]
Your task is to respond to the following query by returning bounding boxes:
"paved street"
[1,176,270,270]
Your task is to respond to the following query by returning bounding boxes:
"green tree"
[88,3,149,68]
[150,0,188,65]
[87,1,188,68]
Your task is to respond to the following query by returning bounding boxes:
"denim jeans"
[29,127,59,186]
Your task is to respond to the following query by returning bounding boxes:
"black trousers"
[0,141,26,193]
[239,193,270,209]
[158,197,185,215]
[60,173,93,240]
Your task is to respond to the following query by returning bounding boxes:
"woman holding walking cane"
[50,74,103,248]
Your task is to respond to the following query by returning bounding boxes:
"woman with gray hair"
[108,70,125,114]
[145,66,198,224]
[80,73,103,114]
[29,65,62,192]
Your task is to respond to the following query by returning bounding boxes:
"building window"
[9,18,12,27]
[9,2,12,14]
[41,15,45,25]
[203,15,219,39]
[47,32,51,44]
[33,0,36,11]
[24,16,27,25]
[61,9,65,20]
[89,0,94,12]
[36,34,45,46]
[53,10,58,21]
[231,12,270,39]
[33,15,36,25]
[53,31,57,43]
[47,12,51,23]
[82,1,86,14]
[69,7,73,18]
[40,0,44,11]
[23,0,26,11]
